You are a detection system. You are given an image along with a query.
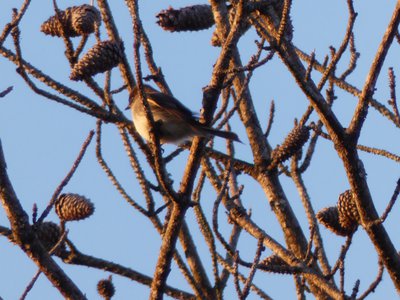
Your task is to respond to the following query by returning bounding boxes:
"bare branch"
[276,0,292,45]
[340,33,360,80]
[241,239,265,299]
[0,0,31,46]
[0,86,13,98]
[96,121,148,216]
[329,235,354,278]
[357,260,384,300]
[62,247,195,300]
[20,229,68,300]
[37,131,94,223]
[348,3,400,138]
[377,178,400,223]
[387,67,400,123]
[0,140,86,299]
[264,100,275,138]
[217,254,273,300]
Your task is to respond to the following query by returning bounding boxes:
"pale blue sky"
[0,1,399,299]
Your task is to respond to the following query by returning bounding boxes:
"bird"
[126,84,240,144]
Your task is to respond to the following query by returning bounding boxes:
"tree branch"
[0,140,86,299]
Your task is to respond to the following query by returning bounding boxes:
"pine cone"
[270,125,310,168]
[337,190,360,230]
[55,193,95,222]
[317,206,355,236]
[41,5,100,37]
[71,5,101,35]
[70,40,124,81]
[41,8,77,37]
[97,276,115,299]
[156,5,214,32]
[34,222,66,253]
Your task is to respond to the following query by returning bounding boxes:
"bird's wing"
[145,89,197,120]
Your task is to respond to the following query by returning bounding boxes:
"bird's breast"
[131,109,152,141]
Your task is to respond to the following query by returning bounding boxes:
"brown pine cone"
[156,5,214,32]
[70,40,124,81]
[97,276,115,299]
[337,190,360,230]
[55,193,95,222]
[34,221,66,254]
[71,4,101,35]
[41,5,100,37]
[41,8,77,37]
[317,206,355,236]
[270,125,310,168]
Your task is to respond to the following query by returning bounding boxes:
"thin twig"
[377,178,400,223]
[304,51,315,82]
[0,86,13,98]
[19,229,68,300]
[6,30,112,121]
[276,0,292,45]
[233,251,242,298]
[62,246,195,300]
[329,235,353,278]
[295,46,400,128]
[73,35,89,59]
[111,84,128,94]
[298,123,320,173]
[348,2,400,137]
[264,100,275,138]
[317,0,356,91]
[217,254,273,300]
[119,127,155,213]
[129,0,177,204]
[211,163,235,255]
[357,260,384,300]
[19,271,41,300]
[294,275,306,300]
[340,33,360,80]
[350,279,360,299]
[0,0,31,46]
[192,172,221,296]
[96,122,148,216]
[163,147,185,164]
[212,86,231,125]
[291,156,331,275]
[241,239,265,299]
[37,131,95,223]
[339,260,345,297]
[312,125,400,163]
[219,220,243,290]
[388,67,400,123]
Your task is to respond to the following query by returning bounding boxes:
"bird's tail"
[203,127,241,143]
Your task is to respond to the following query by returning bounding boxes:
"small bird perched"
[126,84,240,144]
